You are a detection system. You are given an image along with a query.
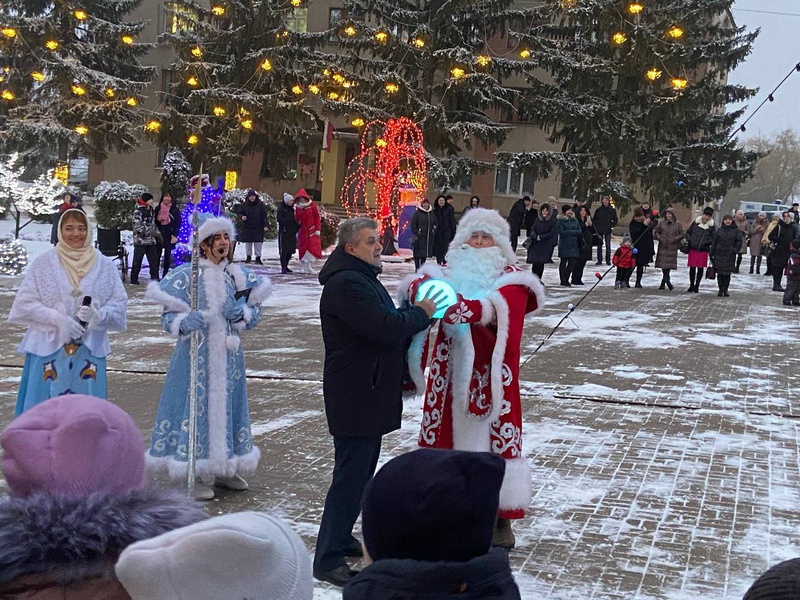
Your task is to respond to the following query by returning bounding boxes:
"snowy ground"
[0,217,798,598]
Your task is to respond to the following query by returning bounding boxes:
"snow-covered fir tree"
[0,0,156,170]
[0,154,64,238]
[160,149,193,204]
[148,0,322,171]
[315,0,533,185]
[501,0,758,211]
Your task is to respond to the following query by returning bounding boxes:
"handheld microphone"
[78,296,92,328]
[216,247,226,256]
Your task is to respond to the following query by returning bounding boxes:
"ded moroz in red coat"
[401,261,544,520]
[294,189,323,260]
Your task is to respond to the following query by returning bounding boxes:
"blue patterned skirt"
[16,342,108,416]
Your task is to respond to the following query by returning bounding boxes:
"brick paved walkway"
[0,255,796,599]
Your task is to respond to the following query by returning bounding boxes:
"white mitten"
[77,304,101,329]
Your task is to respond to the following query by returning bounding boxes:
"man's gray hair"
[337,217,378,248]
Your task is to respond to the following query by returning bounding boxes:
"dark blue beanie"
[361,449,505,563]
[744,558,800,599]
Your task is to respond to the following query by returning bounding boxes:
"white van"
[739,201,792,220]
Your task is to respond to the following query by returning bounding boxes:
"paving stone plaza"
[0,256,796,599]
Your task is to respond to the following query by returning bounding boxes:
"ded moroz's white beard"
[445,245,508,297]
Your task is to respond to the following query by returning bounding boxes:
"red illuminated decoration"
[340,117,427,221]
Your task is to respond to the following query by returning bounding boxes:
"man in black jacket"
[506,196,530,252]
[593,196,618,265]
[277,193,299,273]
[314,217,439,587]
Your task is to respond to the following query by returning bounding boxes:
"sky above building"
[728,1,800,139]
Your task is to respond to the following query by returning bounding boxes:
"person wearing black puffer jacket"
[237,189,268,264]
[685,207,716,293]
[710,214,743,297]
[768,211,796,292]
[343,449,521,600]
[525,202,557,279]
[314,218,438,588]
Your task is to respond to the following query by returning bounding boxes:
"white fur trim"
[226,264,273,306]
[449,208,516,264]
[146,447,261,480]
[498,457,532,512]
[169,313,189,338]
[146,282,191,314]
[492,268,546,316]
[198,262,243,470]
[449,324,487,451]
[478,297,496,325]
[406,329,429,396]
[197,215,237,242]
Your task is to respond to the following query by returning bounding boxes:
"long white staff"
[187,166,203,495]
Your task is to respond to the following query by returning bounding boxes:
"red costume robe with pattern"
[403,263,544,519]
[295,200,323,260]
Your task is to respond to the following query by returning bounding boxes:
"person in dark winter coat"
[432,195,456,265]
[343,449,521,600]
[380,216,398,256]
[653,208,684,290]
[277,193,300,273]
[237,189,268,264]
[629,208,655,288]
[0,395,206,599]
[593,196,618,265]
[525,202,557,278]
[556,205,582,286]
[524,199,538,236]
[783,239,800,306]
[155,193,181,278]
[410,199,437,270]
[769,212,796,292]
[710,214,744,297]
[314,218,438,587]
[506,196,530,252]
[130,193,160,285]
[462,196,480,214]
[572,205,594,285]
[685,207,716,293]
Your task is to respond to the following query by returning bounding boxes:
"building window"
[328,8,345,42]
[453,172,472,192]
[495,166,535,196]
[155,147,167,169]
[160,2,196,34]
[286,8,308,33]
[559,169,576,200]
[260,150,298,180]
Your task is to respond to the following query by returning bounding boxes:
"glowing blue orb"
[632,248,639,254]
[416,279,458,319]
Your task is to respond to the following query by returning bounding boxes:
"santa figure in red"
[294,188,323,274]
[402,207,545,549]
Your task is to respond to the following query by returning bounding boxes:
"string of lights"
[730,61,800,141]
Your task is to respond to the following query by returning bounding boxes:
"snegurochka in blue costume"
[145,213,271,501]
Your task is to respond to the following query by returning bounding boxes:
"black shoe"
[773,286,785,292]
[635,282,643,288]
[723,292,730,297]
[280,268,289,274]
[666,281,674,290]
[571,280,585,285]
[130,279,139,285]
[687,286,695,293]
[245,256,252,264]
[606,261,612,266]
[624,281,631,288]
[314,566,359,587]
[693,287,700,293]
[732,267,739,274]
[793,302,800,306]
[718,291,724,297]
[595,261,603,265]
[254,257,263,265]
[659,282,666,290]
[560,282,572,287]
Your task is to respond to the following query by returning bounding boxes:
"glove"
[65,318,85,340]
[179,311,204,334]
[314,230,321,236]
[76,304,101,329]
[222,298,245,322]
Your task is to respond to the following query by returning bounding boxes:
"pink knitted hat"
[1,395,145,498]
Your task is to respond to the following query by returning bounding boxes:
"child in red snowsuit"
[612,235,636,288]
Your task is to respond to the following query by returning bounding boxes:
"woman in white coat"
[8,208,127,415]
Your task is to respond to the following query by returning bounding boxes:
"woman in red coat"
[294,188,322,274]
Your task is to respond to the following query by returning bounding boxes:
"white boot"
[193,481,215,501]
[214,473,248,491]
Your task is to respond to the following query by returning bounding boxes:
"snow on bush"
[93,180,150,229]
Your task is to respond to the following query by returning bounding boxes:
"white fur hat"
[283,192,294,204]
[196,212,237,242]
[450,207,516,264]
[115,512,313,600]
